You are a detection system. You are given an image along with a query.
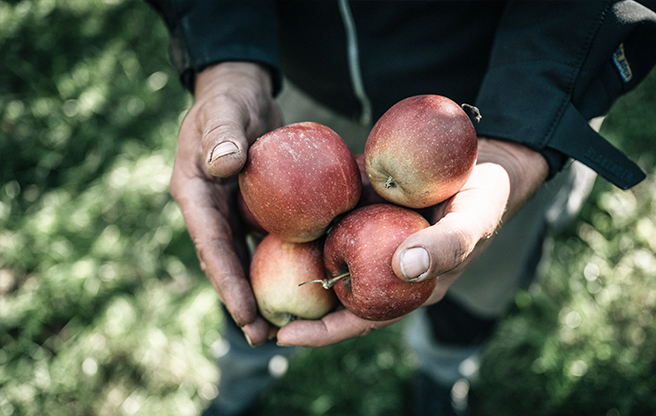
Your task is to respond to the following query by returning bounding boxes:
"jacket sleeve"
[147,0,282,94]
[474,0,656,189]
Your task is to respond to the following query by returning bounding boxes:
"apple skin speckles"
[364,95,478,209]
[323,204,436,321]
[239,122,361,243]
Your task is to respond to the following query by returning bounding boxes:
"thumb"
[202,118,250,178]
[192,62,281,178]
[392,163,511,282]
[392,214,492,282]
[198,93,283,178]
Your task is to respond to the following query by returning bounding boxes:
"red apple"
[250,234,338,327]
[364,95,478,209]
[239,122,361,243]
[237,188,268,236]
[320,203,437,321]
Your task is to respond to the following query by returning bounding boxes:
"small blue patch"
[612,43,633,83]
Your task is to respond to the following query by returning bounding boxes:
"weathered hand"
[169,62,283,346]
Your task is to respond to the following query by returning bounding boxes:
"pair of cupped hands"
[170,62,548,348]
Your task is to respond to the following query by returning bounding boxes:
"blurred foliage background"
[0,1,655,415]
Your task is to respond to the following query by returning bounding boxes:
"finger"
[198,99,251,178]
[170,166,260,327]
[276,309,402,348]
[393,162,511,282]
[197,94,284,179]
[242,315,276,347]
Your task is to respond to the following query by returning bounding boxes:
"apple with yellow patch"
[365,95,478,209]
[250,233,338,327]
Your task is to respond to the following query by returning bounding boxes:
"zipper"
[338,0,373,126]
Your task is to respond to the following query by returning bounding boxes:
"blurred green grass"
[1,1,655,416]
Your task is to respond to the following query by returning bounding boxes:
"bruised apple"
[365,95,478,209]
[318,203,437,321]
[250,234,338,327]
[239,122,361,243]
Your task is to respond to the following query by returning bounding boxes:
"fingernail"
[210,141,239,163]
[244,331,255,347]
[400,247,429,281]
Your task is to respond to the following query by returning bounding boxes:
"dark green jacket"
[150,1,656,189]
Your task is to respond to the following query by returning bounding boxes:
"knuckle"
[440,224,475,273]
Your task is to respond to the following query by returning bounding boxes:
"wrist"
[476,137,548,218]
[194,61,274,100]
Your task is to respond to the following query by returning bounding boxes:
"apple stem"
[298,271,350,289]
[385,175,396,189]
[461,103,482,123]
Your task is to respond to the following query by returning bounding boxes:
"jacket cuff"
[149,0,283,94]
[474,65,646,189]
[474,1,656,189]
